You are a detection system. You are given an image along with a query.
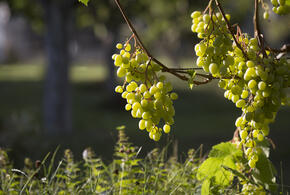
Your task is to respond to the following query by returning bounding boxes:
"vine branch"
[254,0,267,57]
[114,0,190,81]
[266,44,290,53]
[214,0,248,59]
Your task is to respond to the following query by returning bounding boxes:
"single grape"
[170,92,178,100]
[248,80,257,89]
[209,63,219,74]
[139,119,146,130]
[263,12,269,20]
[163,124,171,133]
[116,43,123,49]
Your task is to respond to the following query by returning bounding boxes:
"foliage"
[197,142,243,193]
[0,128,203,194]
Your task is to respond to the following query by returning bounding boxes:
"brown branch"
[169,67,203,71]
[114,0,192,82]
[114,0,150,57]
[254,0,267,57]
[214,0,248,60]
[266,44,290,53]
[152,57,189,81]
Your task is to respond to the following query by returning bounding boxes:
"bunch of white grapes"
[112,43,178,141]
[191,10,290,169]
[270,0,290,15]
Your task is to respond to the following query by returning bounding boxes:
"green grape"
[246,60,255,68]
[248,80,257,89]
[241,90,249,99]
[236,99,246,108]
[257,133,264,141]
[235,116,243,127]
[218,80,226,89]
[163,124,171,133]
[116,43,123,49]
[142,112,151,120]
[114,55,123,66]
[156,82,163,89]
[252,130,259,138]
[122,91,128,99]
[141,99,149,107]
[115,86,123,93]
[232,95,239,103]
[271,0,279,6]
[149,85,158,95]
[209,63,219,74]
[191,11,201,19]
[139,119,146,130]
[154,92,162,100]
[240,130,248,140]
[263,12,269,20]
[258,81,266,90]
[132,102,141,111]
[170,92,178,100]
[125,44,131,51]
[125,104,131,111]
[117,67,126,77]
[143,91,151,99]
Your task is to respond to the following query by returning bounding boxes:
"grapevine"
[112,0,290,193]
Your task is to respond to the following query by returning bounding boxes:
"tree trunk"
[42,0,73,135]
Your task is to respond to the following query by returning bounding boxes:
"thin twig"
[214,0,248,59]
[169,67,203,71]
[114,0,150,56]
[114,0,191,82]
[254,0,267,57]
[152,57,189,81]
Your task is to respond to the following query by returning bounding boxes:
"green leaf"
[252,152,277,192]
[187,70,196,90]
[209,142,243,160]
[201,179,210,195]
[78,0,90,6]
[197,142,243,188]
[221,165,248,182]
[256,139,270,158]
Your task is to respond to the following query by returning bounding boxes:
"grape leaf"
[78,0,90,6]
[252,152,277,192]
[208,142,242,160]
[197,142,243,194]
[201,179,210,195]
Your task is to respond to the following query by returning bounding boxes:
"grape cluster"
[241,183,266,195]
[271,0,290,15]
[191,10,290,170]
[112,43,178,141]
[191,11,233,77]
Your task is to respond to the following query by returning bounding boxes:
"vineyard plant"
[0,0,289,194]
[110,0,290,193]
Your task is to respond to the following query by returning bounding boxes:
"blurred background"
[0,0,289,184]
